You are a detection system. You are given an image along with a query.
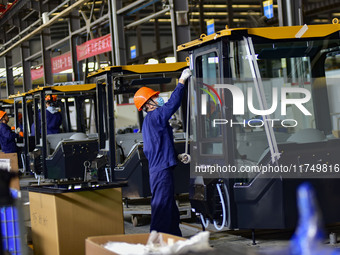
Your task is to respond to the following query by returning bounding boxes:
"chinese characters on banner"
[31,52,73,80]
[31,66,44,80]
[52,52,72,74]
[76,34,112,61]
[31,34,112,80]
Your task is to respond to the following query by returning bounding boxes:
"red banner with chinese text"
[76,34,112,61]
[52,52,72,73]
[31,66,44,80]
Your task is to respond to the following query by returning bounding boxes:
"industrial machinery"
[10,84,101,180]
[178,21,340,229]
[88,63,191,198]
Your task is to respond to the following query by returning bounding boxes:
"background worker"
[133,68,192,236]
[45,95,62,134]
[0,110,17,153]
[11,112,24,137]
[31,95,62,135]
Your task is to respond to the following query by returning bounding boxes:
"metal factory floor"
[17,176,340,254]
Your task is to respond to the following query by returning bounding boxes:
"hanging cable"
[223,183,231,229]
[213,183,227,230]
[200,213,209,228]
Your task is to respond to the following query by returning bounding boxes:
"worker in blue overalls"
[133,68,191,236]
[45,95,62,134]
[31,95,62,135]
[0,110,17,153]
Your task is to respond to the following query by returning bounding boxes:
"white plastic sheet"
[103,231,211,255]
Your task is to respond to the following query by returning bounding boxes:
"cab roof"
[87,62,188,78]
[177,23,340,51]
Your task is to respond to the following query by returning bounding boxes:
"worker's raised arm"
[158,68,191,123]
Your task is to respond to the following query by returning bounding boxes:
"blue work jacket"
[46,110,62,134]
[142,83,185,174]
[0,123,17,153]
[31,109,62,135]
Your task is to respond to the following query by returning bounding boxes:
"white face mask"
[47,106,59,114]
[155,97,165,107]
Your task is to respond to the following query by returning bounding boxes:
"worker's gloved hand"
[179,68,192,82]
[15,127,21,134]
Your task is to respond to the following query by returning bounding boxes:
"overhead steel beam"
[126,0,161,16]
[24,50,42,62]
[304,0,340,16]
[125,6,170,29]
[116,0,147,15]
[71,13,109,36]
[0,0,30,27]
[0,0,90,58]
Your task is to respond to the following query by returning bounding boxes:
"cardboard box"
[86,233,185,255]
[0,152,19,190]
[29,188,124,255]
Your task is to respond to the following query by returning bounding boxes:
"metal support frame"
[277,0,303,26]
[107,73,116,180]
[95,72,116,180]
[75,97,85,132]
[172,0,191,62]
[96,77,106,149]
[116,0,147,15]
[40,0,53,86]
[15,96,30,172]
[40,90,47,176]
[0,0,90,58]
[20,17,32,92]
[33,96,40,145]
[64,99,72,132]
[243,36,280,163]
[227,0,234,28]
[109,0,126,65]
[125,5,170,29]
[4,53,14,97]
[69,0,83,81]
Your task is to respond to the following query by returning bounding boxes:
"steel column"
[33,97,40,145]
[172,0,191,62]
[96,78,106,149]
[40,90,47,176]
[4,53,14,97]
[106,73,116,180]
[22,96,30,172]
[40,1,53,86]
[109,0,126,65]
[69,0,83,81]
[227,0,234,28]
[20,17,32,92]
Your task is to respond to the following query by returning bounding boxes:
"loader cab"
[179,24,340,229]
[87,63,190,197]
[12,84,99,180]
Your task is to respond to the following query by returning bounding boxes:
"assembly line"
[3,0,340,254]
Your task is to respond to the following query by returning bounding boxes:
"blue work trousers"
[149,167,182,236]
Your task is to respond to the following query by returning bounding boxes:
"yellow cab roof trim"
[177,23,340,51]
[0,99,14,104]
[25,84,96,94]
[9,91,31,99]
[49,83,96,92]
[88,62,188,77]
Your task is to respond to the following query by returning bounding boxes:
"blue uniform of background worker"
[31,95,62,135]
[133,68,191,236]
[0,110,17,153]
